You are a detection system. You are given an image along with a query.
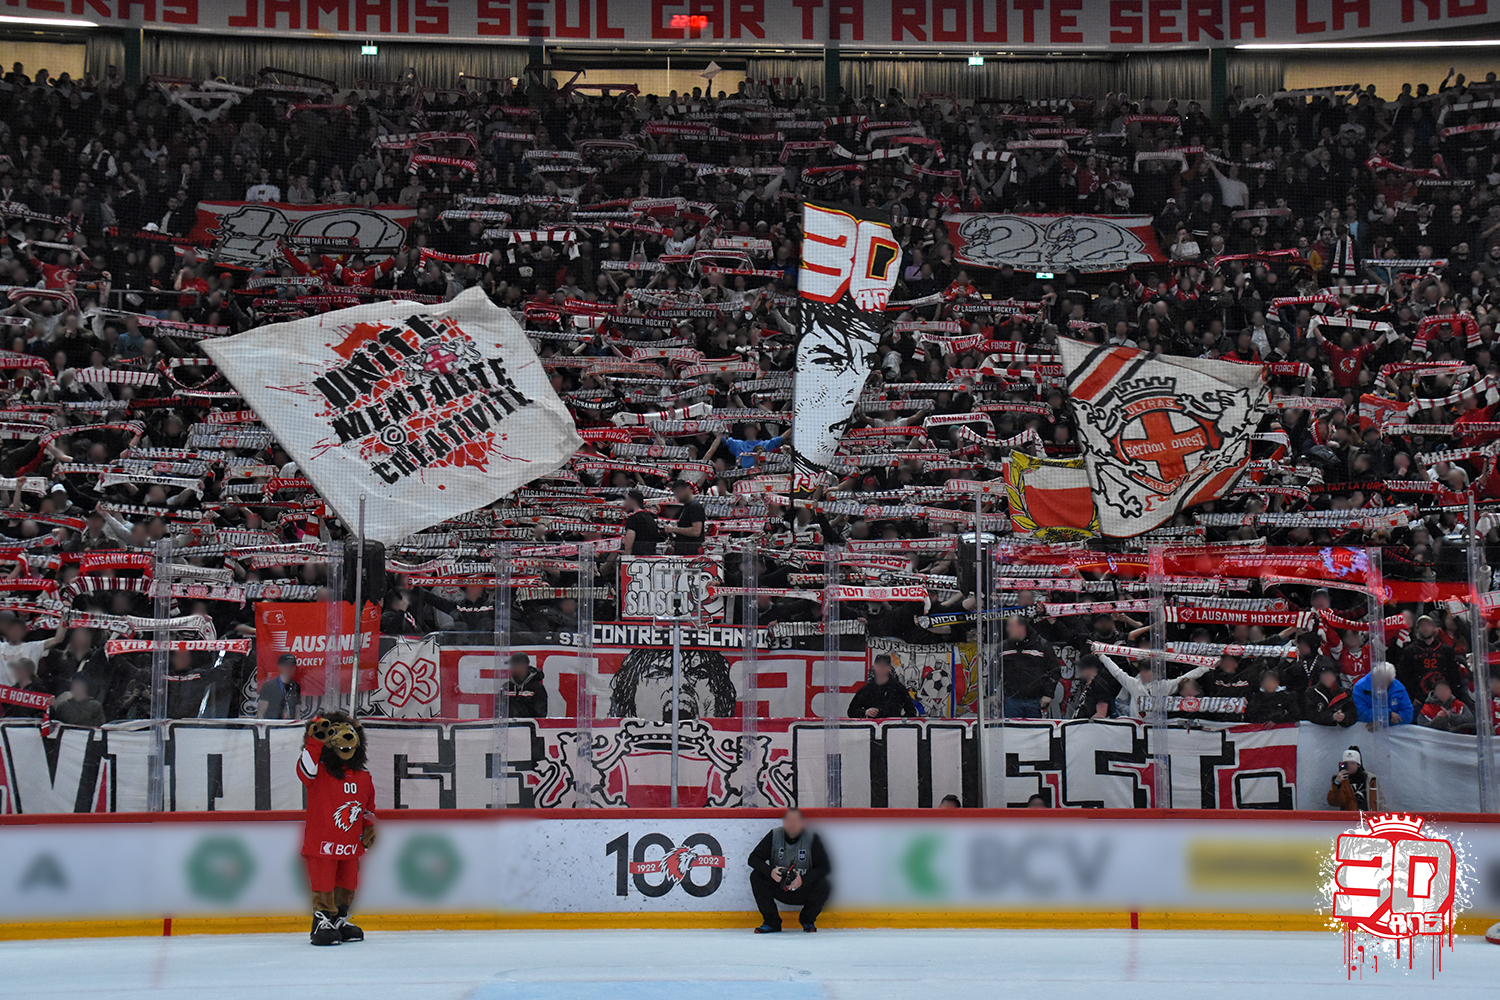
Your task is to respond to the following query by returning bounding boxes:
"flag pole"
[349,494,366,714]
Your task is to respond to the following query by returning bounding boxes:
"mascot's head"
[308,711,368,777]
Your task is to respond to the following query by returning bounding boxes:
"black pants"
[750,871,830,928]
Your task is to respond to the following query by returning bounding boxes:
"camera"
[776,866,798,889]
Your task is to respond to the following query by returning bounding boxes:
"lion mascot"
[298,712,376,946]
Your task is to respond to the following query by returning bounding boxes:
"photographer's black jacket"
[749,829,831,887]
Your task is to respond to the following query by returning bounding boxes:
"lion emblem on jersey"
[332,801,364,832]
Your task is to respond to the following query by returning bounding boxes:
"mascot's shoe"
[336,907,364,942]
[311,911,343,946]
[754,923,782,934]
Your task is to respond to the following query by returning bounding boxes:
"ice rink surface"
[2,928,1495,1000]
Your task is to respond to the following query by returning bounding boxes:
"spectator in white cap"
[1328,745,1376,811]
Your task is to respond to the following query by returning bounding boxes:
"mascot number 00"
[298,712,377,946]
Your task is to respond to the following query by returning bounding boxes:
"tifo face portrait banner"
[190,201,414,268]
[791,202,900,476]
[944,214,1166,273]
[204,287,582,545]
[5,2,1495,49]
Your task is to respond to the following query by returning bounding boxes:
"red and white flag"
[1002,451,1098,540]
[1059,338,1268,537]
[944,213,1166,273]
[190,200,414,268]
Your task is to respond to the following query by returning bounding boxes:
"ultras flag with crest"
[204,286,582,546]
[1058,338,1269,537]
[789,202,901,480]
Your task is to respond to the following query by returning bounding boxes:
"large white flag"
[204,287,581,545]
[1058,337,1268,538]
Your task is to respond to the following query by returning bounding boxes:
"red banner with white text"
[4,1,1494,50]
[254,601,381,696]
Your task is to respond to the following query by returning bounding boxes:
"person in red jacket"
[1311,325,1394,391]
[299,712,377,946]
[280,242,398,288]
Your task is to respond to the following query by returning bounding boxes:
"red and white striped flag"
[1059,338,1268,537]
[1002,451,1097,540]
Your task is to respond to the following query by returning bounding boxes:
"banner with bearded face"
[789,203,900,481]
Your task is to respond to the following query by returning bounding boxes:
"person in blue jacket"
[710,428,788,469]
[1352,661,1414,726]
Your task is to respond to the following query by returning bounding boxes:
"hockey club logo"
[1107,378,1223,493]
[606,832,726,898]
[331,800,364,832]
[1067,360,1262,529]
[1328,813,1471,977]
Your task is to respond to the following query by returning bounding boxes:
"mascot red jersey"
[299,712,376,946]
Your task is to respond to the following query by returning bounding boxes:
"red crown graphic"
[1365,813,1425,836]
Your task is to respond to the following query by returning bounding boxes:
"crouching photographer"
[748,808,831,933]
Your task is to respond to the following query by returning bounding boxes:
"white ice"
[1,928,1494,1000]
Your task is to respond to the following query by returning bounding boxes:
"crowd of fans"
[0,59,1498,739]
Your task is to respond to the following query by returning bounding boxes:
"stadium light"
[968,55,984,66]
[361,43,379,56]
[0,14,97,28]
[1237,39,1500,49]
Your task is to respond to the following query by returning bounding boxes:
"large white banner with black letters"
[204,287,582,544]
[1,717,1303,815]
[10,715,1495,815]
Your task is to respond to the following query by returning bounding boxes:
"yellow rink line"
[2,911,1498,940]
